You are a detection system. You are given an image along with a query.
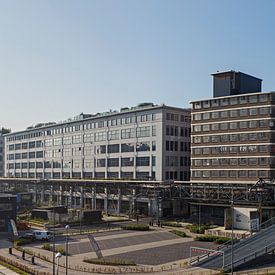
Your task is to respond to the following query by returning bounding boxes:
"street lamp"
[65,225,70,275]
[231,196,234,275]
[55,252,62,275]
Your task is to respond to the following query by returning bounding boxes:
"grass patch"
[121,224,149,231]
[194,235,231,244]
[0,258,30,275]
[14,238,34,246]
[162,221,182,227]
[84,257,136,266]
[42,243,66,255]
[170,230,189,238]
[185,224,211,234]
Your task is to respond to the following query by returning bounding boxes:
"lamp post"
[55,252,62,275]
[52,204,56,275]
[231,193,234,275]
[65,225,70,275]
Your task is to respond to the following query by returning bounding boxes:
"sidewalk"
[0,264,18,275]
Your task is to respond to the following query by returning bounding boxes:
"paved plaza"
[32,228,217,266]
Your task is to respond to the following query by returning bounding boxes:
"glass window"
[202,124,210,132]
[121,143,134,152]
[212,159,219,166]
[84,134,92,143]
[220,135,229,142]
[108,130,120,140]
[239,133,248,141]
[211,135,220,143]
[249,95,258,103]
[136,142,150,152]
[249,108,257,116]
[239,158,247,165]
[259,94,268,102]
[211,124,219,131]
[121,157,134,167]
[94,131,106,142]
[230,134,238,142]
[240,96,248,104]
[249,121,257,128]
[220,123,228,130]
[107,144,120,153]
[193,125,201,132]
[248,158,257,165]
[136,156,150,166]
[72,135,82,144]
[221,98,228,106]
[239,121,248,129]
[230,159,238,165]
[259,107,269,115]
[97,159,106,167]
[193,136,202,143]
[240,109,248,116]
[230,110,238,117]
[202,136,210,143]
[211,112,219,119]
[249,133,257,141]
[220,111,228,118]
[230,97,238,105]
[229,122,238,130]
[202,113,210,120]
[136,126,150,137]
[259,120,268,128]
[107,158,119,167]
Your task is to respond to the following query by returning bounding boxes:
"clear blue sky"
[1,0,275,131]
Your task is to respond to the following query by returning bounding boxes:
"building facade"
[0,193,16,232]
[0,135,4,177]
[191,72,275,183]
[5,104,190,181]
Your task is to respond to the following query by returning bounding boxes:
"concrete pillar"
[40,185,45,203]
[117,188,121,214]
[104,187,108,213]
[59,185,63,206]
[80,186,85,209]
[91,187,96,209]
[68,186,73,208]
[33,184,37,204]
[49,185,53,206]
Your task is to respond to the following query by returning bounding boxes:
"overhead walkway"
[191,218,275,272]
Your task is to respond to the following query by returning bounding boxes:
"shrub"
[186,224,211,234]
[162,222,182,227]
[42,243,51,251]
[121,224,149,231]
[170,230,189,238]
[56,246,66,255]
[14,238,33,246]
[194,235,231,244]
[84,257,136,266]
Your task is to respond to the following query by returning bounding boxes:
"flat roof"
[211,70,263,81]
[4,104,190,137]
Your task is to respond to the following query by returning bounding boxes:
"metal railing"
[223,243,275,271]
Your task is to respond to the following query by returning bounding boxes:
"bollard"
[22,250,25,260]
[31,256,35,265]
[9,247,12,255]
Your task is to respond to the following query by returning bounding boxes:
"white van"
[32,230,51,241]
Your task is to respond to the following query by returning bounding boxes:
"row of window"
[193,132,268,144]
[166,126,190,137]
[165,156,189,167]
[193,93,270,110]
[7,112,159,142]
[192,170,269,178]
[166,141,190,152]
[192,119,271,133]
[192,157,270,167]
[7,142,157,160]
[7,156,155,169]
[8,171,154,180]
[8,127,156,150]
[166,112,190,122]
[192,107,270,121]
[165,170,190,181]
[192,145,272,155]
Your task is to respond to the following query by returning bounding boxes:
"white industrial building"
[4,103,190,181]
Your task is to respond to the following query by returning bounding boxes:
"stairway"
[192,219,275,272]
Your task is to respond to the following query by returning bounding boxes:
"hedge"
[186,224,211,234]
[121,224,149,231]
[84,257,136,266]
[170,230,189,238]
[194,235,231,244]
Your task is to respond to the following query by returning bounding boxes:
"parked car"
[32,230,52,241]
